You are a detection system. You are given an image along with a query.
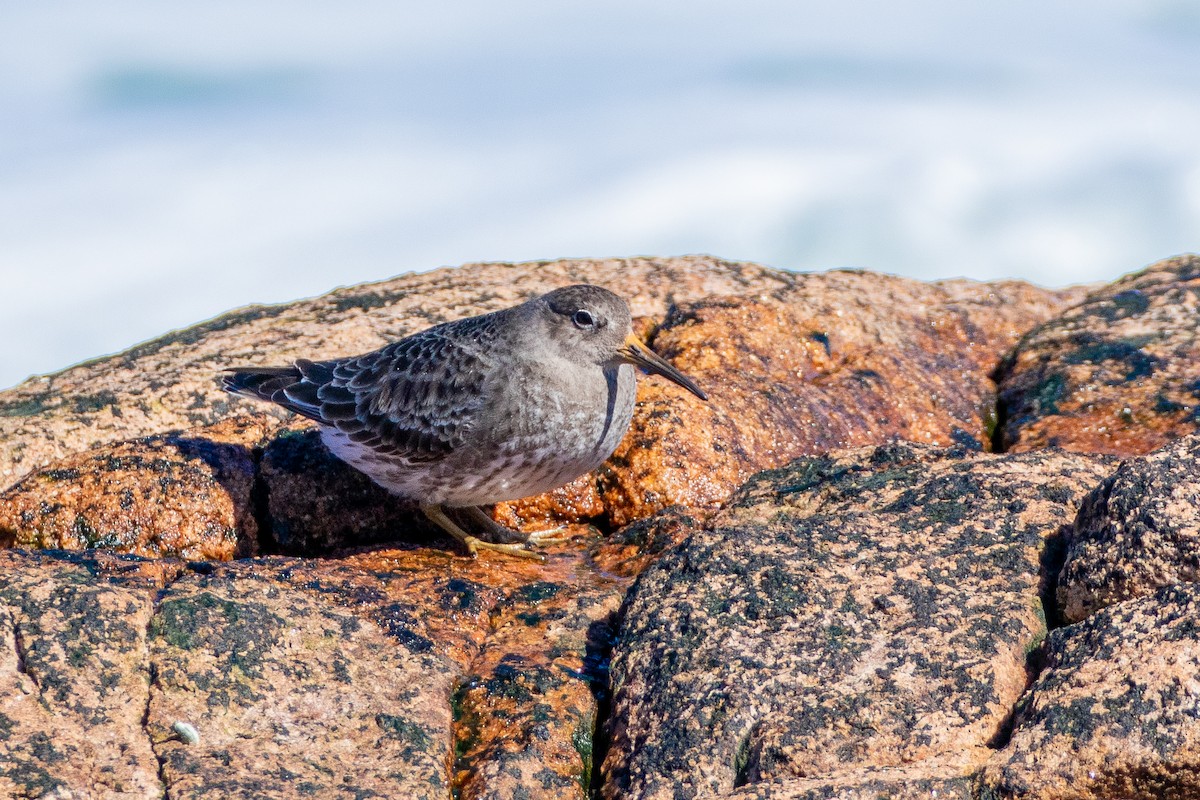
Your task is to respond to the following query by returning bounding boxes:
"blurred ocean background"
[2,1,1198,391]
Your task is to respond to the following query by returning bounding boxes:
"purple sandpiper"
[223,284,706,558]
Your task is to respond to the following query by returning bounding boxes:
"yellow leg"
[457,506,576,546]
[420,504,545,561]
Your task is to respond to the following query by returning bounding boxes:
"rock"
[982,583,1200,800]
[0,416,274,561]
[257,426,424,555]
[0,256,799,488]
[528,272,1084,529]
[0,550,164,799]
[0,260,1078,541]
[492,473,607,533]
[1058,433,1200,623]
[590,505,705,578]
[997,253,1200,456]
[333,542,626,800]
[2,261,1079,557]
[695,762,977,799]
[450,571,624,800]
[0,534,632,799]
[148,559,455,799]
[601,443,1114,799]
[0,255,1147,798]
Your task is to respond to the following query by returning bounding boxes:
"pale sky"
[1,0,1198,389]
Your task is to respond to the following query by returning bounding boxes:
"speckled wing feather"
[224,314,500,462]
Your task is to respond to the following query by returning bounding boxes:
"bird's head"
[534,284,707,401]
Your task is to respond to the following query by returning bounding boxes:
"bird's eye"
[572,309,595,329]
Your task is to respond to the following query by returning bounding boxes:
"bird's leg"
[420,504,545,561]
[455,506,530,544]
[459,506,577,546]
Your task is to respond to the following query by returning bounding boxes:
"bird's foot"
[422,504,546,561]
[461,535,546,561]
[523,525,577,545]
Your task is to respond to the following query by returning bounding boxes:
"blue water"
[1,0,1198,390]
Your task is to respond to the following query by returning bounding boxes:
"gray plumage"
[223,284,706,558]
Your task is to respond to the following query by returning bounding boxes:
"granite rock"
[257,426,425,556]
[997,254,1200,456]
[450,569,624,800]
[0,551,165,799]
[982,583,1200,800]
[147,559,456,800]
[699,761,977,799]
[1058,433,1200,623]
[0,535,630,800]
[0,259,1081,546]
[4,255,1172,799]
[601,442,1114,799]
[588,272,1085,528]
[0,415,274,561]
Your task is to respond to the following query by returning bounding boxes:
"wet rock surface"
[0,537,628,800]
[0,259,1080,558]
[601,443,1113,799]
[709,763,977,800]
[513,272,1085,529]
[0,416,274,561]
[1057,433,1200,624]
[257,426,427,556]
[982,583,1200,800]
[997,254,1200,456]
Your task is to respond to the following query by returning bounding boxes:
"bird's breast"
[317,360,637,507]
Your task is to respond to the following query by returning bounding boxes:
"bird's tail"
[221,365,303,404]
[221,360,334,423]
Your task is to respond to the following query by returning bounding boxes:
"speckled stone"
[1058,433,1200,623]
[251,270,1084,547]
[0,259,1081,543]
[982,583,1200,800]
[0,415,274,560]
[601,443,1114,800]
[0,550,163,799]
[257,426,425,555]
[491,473,607,532]
[0,532,641,799]
[698,760,978,799]
[336,542,627,800]
[590,505,706,578]
[451,574,624,800]
[996,253,1200,455]
[148,559,456,799]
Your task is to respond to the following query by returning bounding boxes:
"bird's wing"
[224,317,497,462]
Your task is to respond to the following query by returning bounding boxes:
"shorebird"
[223,284,706,558]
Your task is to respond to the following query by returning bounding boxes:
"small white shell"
[172,721,200,745]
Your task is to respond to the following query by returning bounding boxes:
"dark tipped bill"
[617,334,708,401]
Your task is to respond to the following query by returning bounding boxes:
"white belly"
[320,363,637,507]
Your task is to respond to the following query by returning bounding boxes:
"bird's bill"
[617,334,708,401]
